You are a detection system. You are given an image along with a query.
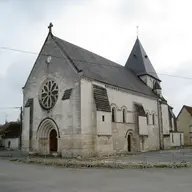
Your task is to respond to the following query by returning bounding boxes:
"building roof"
[184,105,192,116]
[177,105,192,119]
[52,35,157,98]
[125,38,160,81]
[0,122,21,139]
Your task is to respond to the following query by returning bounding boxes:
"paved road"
[1,148,192,163]
[0,159,192,192]
[115,148,192,163]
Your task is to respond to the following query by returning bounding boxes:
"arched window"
[146,112,149,125]
[152,113,155,125]
[112,107,116,122]
[123,108,126,123]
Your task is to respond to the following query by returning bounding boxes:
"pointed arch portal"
[127,133,132,152]
[49,129,57,152]
[37,118,60,153]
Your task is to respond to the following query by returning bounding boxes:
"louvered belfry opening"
[93,84,111,112]
[62,88,72,100]
[134,103,146,117]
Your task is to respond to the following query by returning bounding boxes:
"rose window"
[39,79,59,110]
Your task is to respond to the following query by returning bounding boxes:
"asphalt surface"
[0,159,192,192]
[119,148,192,163]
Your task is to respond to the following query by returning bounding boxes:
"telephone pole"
[19,106,23,149]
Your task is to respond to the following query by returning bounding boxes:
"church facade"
[22,24,182,157]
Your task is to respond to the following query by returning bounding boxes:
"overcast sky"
[1,0,192,124]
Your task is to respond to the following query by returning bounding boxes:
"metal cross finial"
[136,26,139,38]
[48,22,53,33]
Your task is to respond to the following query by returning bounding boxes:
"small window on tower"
[112,107,116,122]
[152,113,155,125]
[146,112,149,125]
[123,109,126,123]
[102,115,105,122]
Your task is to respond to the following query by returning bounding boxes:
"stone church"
[22,23,182,157]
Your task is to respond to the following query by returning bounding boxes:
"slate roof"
[0,122,21,139]
[93,84,111,112]
[53,35,157,98]
[125,38,160,81]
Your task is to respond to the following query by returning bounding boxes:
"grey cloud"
[1,0,192,123]
[160,61,192,115]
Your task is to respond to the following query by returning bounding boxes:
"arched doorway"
[49,129,58,152]
[37,118,60,154]
[127,134,132,152]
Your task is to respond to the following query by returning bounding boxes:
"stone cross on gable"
[48,22,53,33]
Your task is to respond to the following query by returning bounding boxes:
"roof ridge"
[184,105,192,108]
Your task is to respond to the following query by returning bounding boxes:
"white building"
[22,23,182,157]
[0,122,22,150]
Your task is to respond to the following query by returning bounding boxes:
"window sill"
[112,122,134,125]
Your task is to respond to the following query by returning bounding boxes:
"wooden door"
[49,129,57,152]
[127,134,132,152]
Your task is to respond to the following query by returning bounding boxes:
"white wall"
[106,84,160,151]
[96,111,111,135]
[3,138,19,149]
[161,104,170,135]
[170,133,184,147]
[22,34,81,153]
[139,116,148,135]
[22,107,30,150]
[80,79,160,152]
[80,78,95,134]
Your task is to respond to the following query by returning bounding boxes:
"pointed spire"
[125,38,160,81]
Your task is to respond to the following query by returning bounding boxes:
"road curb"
[10,158,192,169]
